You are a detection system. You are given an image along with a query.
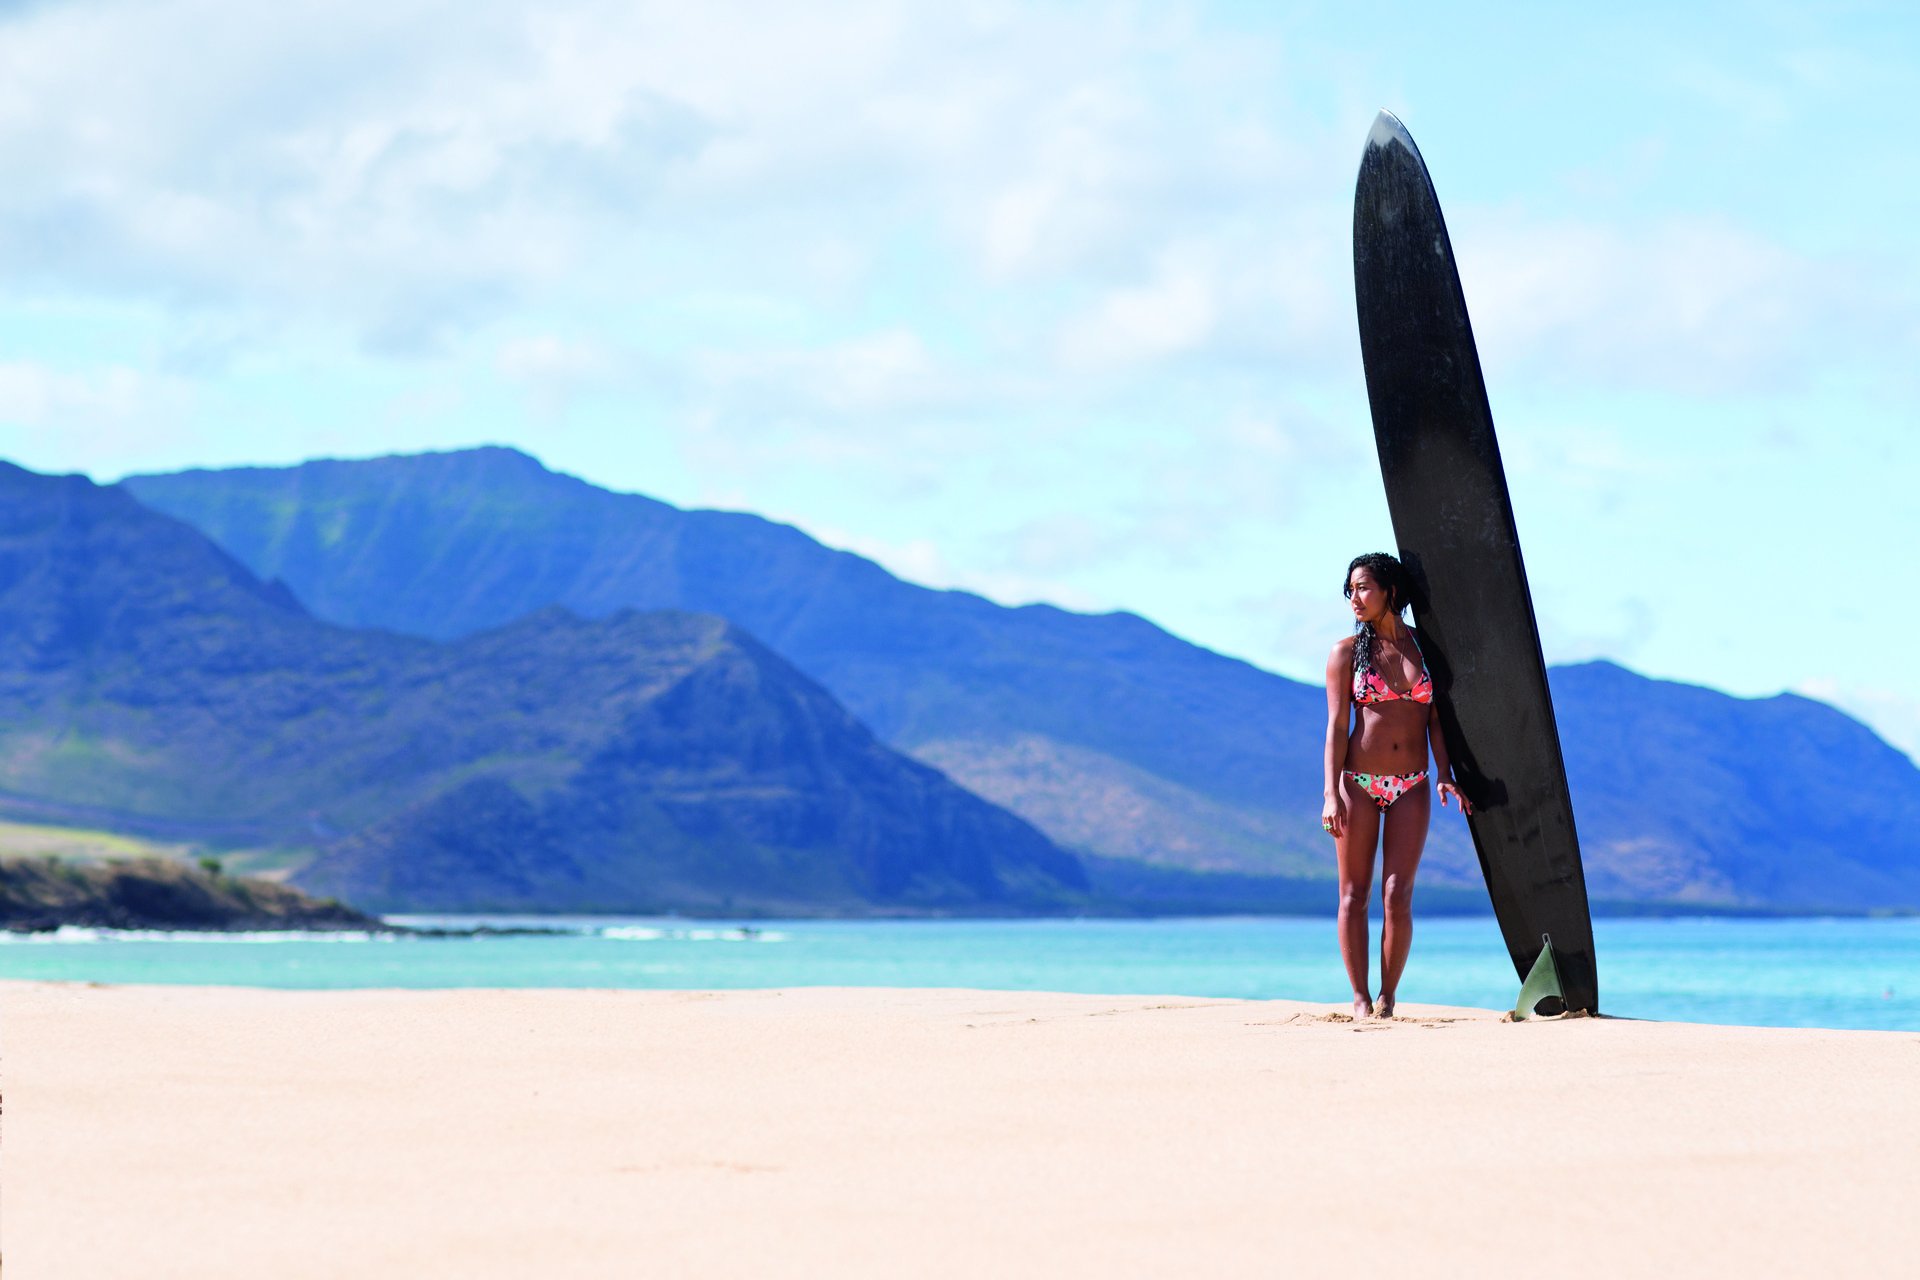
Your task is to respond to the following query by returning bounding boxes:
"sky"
[1,1,1917,760]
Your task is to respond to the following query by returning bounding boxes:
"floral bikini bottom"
[1343,769,1429,811]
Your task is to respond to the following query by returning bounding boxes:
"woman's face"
[1346,568,1391,625]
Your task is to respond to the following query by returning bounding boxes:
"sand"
[4,981,1917,1278]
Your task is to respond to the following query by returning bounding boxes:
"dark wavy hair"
[1343,552,1412,679]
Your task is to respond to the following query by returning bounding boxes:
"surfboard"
[1351,110,1598,1013]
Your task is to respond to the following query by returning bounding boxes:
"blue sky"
[1,1,1916,759]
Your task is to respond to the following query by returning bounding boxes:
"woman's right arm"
[1322,640,1353,837]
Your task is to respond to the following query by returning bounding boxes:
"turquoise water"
[2,915,1916,1032]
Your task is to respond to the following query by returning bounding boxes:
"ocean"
[3,915,1916,1032]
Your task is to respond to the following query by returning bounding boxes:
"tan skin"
[1322,566,1471,1019]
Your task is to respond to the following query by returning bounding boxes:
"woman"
[1322,552,1471,1019]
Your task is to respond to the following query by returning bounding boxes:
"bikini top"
[1352,630,1433,706]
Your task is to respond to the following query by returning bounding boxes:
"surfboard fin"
[1512,935,1565,1019]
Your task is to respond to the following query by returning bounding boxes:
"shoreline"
[15,898,1920,933]
[6,980,1920,1277]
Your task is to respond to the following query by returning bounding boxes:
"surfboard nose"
[1367,109,1416,157]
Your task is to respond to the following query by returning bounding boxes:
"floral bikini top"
[1352,630,1433,706]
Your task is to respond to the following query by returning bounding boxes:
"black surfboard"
[1351,110,1598,1013]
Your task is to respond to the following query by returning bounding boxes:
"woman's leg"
[1335,775,1382,1018]
[1376,780,1431,1018]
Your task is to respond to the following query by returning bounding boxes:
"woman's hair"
[1344,551,1411,678]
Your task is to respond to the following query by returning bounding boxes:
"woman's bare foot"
[1375,993,1396,1019]
[1352,993,1374,1019]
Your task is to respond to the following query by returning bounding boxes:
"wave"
[384,916,788,943]
[0,926,397,944]
[1,922,788,945]
[599,925,786,943]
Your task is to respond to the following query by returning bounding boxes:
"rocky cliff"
[0,857,376,931]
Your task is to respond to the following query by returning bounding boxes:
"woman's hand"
[1321,792,1347,839]
[1436,779,1473,816]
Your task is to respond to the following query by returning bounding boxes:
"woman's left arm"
[1427,705,1473,816]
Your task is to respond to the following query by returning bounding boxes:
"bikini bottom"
[1343,769,1428,812]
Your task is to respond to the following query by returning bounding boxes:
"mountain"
[1551,661,1920,908]
[294,609,1086,914]
[125,447,1920,912]
[124,448,1334,878]
[0,462,1085,914]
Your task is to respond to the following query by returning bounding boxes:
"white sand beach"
[4,981,1917,1278]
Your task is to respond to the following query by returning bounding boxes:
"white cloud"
[0,361,150,426]
[0,0,1354,365]
[1457,212,1889,395]
[1534,597,1657,668]
[678,327,967,468]
[0,2,768,335]
[0,359,197,470]
[495,334,612,421]
[1056,246,1219,371]
[757,330,943,416]
[801,520,1114,614]
[987,514,1125,577]
[496,335,608,383]
[1214,583,1349,681]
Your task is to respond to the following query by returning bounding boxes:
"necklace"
[1370,627,1418,692]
